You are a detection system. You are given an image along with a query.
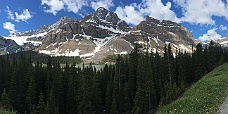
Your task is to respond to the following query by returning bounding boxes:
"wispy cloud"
[6,6,14,20]
[3,22,17,34]
[5,6,33,22]
[220,25,228,31]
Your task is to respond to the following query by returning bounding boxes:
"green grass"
[156,63,228,114]
[0,110,15,114]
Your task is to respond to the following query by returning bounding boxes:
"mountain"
[214,37,228,47]
[122,16,195,54]
[0,36,22,55]
[3,7,196,63]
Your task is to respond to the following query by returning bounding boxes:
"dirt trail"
[217,97,228,114]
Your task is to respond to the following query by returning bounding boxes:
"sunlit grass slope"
[156,63,228,114]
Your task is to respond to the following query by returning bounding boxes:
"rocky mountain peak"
[2,9,198,63]
[51,16,78,29]
[94,7,110,19]
[81,7,130,33]
[0,36,22,55]
[145,16,160,24]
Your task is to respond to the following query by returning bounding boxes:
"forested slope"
[0,41,228,113]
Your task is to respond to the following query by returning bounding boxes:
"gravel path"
[217,97,228,114]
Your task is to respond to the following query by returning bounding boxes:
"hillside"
[156,63,228,114]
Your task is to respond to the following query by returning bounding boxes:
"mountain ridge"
[2,7,201,62]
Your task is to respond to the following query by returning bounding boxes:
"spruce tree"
[36,91,46,114]
[26,77,36,113]
[1,88,11,110]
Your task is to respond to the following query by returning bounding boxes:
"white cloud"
[139,0,180,22]
[15,9,33,22]
[91,0,114,10]
[173,0,228,25]
[41,0,64,15]
[41,0,115,15]
[115,0,179,25]
[220,25,227,31]
[6,6,14,20]
[115,4,144,25]
[5,6,33,22]
[3,22,17,34]
[64,0,87,13]
[198,28,223,41]
[41,0,88,15]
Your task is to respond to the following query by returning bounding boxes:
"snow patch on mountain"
[6,32,47,45]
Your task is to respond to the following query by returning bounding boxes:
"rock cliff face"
[0,36,22,55]
[134,16,194,44]
[80,7,130,38]
[36,7,131,57]
[122,16,195,54]
[3,7,196,63]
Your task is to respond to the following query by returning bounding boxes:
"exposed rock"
[2,8,197,63]
[124,16,195,53]
[0,36,22,54]
[80,7,130,38]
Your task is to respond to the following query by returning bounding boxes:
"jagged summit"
[51,16,78,29]
[145,16,161,24]
[133,16,194,45]
[2,8,198,63]
[81,7,130,33]
[94,7,110,19]
[0,36,22,54]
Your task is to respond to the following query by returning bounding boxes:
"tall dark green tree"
[26,76,36,113]
[1,88,11,110]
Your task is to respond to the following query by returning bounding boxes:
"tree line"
[0,41,228,114]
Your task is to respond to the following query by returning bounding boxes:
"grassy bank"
[0,110,15,114]
[156,63,228,114]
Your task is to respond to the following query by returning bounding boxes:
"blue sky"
[1,0,228,41]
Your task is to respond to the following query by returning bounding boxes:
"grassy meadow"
[156,63,228,114]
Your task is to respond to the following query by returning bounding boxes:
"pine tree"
[77,76,94,114]
[105,74,113,113]
[208,41,216,70]
[26,76,36,113]
[164,43,174,84]
[128,45,139,107]
[66,66,77,114]
[51,61,64,113]
[123,83,131,112]
[47,89,58,114]
[1,88,11,110]
[110,96,118,114]
[36,91,46,114]
[194,43,205,81]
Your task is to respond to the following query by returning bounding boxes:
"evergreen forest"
[1,41,228,114]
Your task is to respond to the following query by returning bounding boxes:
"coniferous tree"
[110,94,118,114]
[26,76,36,113]
[194,43,205,81]
[47,89,58,114]
[105,73,113,113]
[66,66,78,114]
[36,91,46,114]
[128,45,139,107]
[1,88,11,110]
